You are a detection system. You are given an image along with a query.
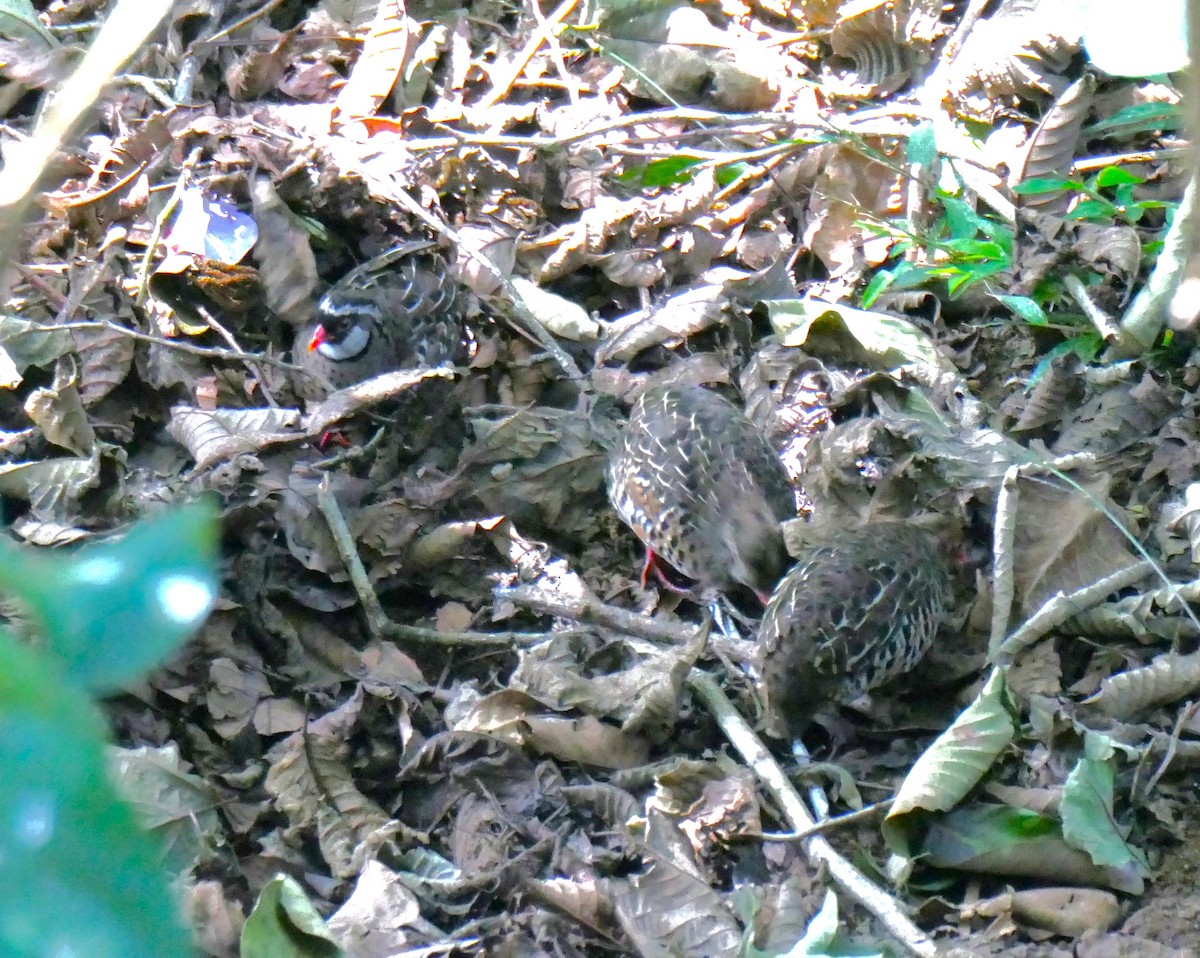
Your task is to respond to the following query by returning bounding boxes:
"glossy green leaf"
[996,294,1049,327]
[1011,176,1078,195]
[1062,738,1150,877]
[1088,101,1184,137]
[0,499,219,692]
[1093,166,1144,188]
[242,875,342,958]
[0,632,192,958]
[618,154,702,188]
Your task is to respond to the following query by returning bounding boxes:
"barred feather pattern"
[607,385,794,597]
[756,522,950,737]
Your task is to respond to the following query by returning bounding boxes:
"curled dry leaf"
[456,688,651,769]
[1082,648,1200,720]
[940,0,1081,113]
[510,277,600,342]
[326,861,421,956]
[70,323,135,404]
[265,690,403,879]
[0,452,100,521]
[598,6,780,110]
[1010,352,1081,433]
[168,405,303,470]
[453,221,518,298]
[966,887,1121,938]
[1012,74,1095,214]
[332,0,411,124]
[24,360,95,456]
[828,0,943,94]
[510,630,703,740]
[1053,372,1184,460]
[250,175,319,325]
[611,821,743,958]
[1076,224,1142,295]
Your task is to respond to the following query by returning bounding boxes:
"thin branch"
[48,320,299,370]
[688,673,939,958]
[318,481,581,649]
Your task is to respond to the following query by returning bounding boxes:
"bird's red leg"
[640,548,656,587]
[317,431,351,450]
[640,549,696,595]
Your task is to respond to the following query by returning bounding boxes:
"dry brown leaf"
[1011,473,1139,617]
[333,0,412,123]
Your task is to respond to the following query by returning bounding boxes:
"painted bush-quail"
[607,384,795,602]
[295,241,462,398]
[755,522,951,738]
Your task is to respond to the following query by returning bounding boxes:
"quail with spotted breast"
[607,384,795,602]
[295,241,462,399]
[755,522,951,738]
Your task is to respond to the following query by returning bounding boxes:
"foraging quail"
[607,384,795,601]
[295,241,461,398]
[756,522,951,738]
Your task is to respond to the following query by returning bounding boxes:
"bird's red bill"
[307,326,328,351]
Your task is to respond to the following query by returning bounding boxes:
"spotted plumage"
[756,522,951,737]
[295,241,462,398]
[607,384,795,600]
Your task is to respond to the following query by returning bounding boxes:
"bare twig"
[497,582,766,664]
[754,799,894,843]
[499,581,937,955]
[479,0,580,109]
[317,481,582,649]
[0,0,175,300]
[48,320,298,370]
[206,314,280,407]
[688,673,938,958]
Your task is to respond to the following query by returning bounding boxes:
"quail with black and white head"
[607,384,795,603]
[295,241,462,398]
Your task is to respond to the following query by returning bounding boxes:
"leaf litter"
[3,0,1200,955]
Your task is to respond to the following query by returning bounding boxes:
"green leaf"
[0,633,192,958]
[242,875,342,958]
[1088,101,1185,137]
[0,499,219,692]
[939,238,1007,260]
[1011,176,1078,195]
[859,270,895,309]
[941,196,990,239]
[1093,166,1145,188]
[888,669,1016,820]
[1064,331,1104,364]
[1068,198,1116,222]
[715,161,748,187]
[1062,746,1150,877]
[619,154,703,188]
[774,890,885,958]
[996,294,1049,327]
[0,0,58,50]
[906,120,937,169]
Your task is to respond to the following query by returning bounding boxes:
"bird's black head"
[309,290,382,358]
